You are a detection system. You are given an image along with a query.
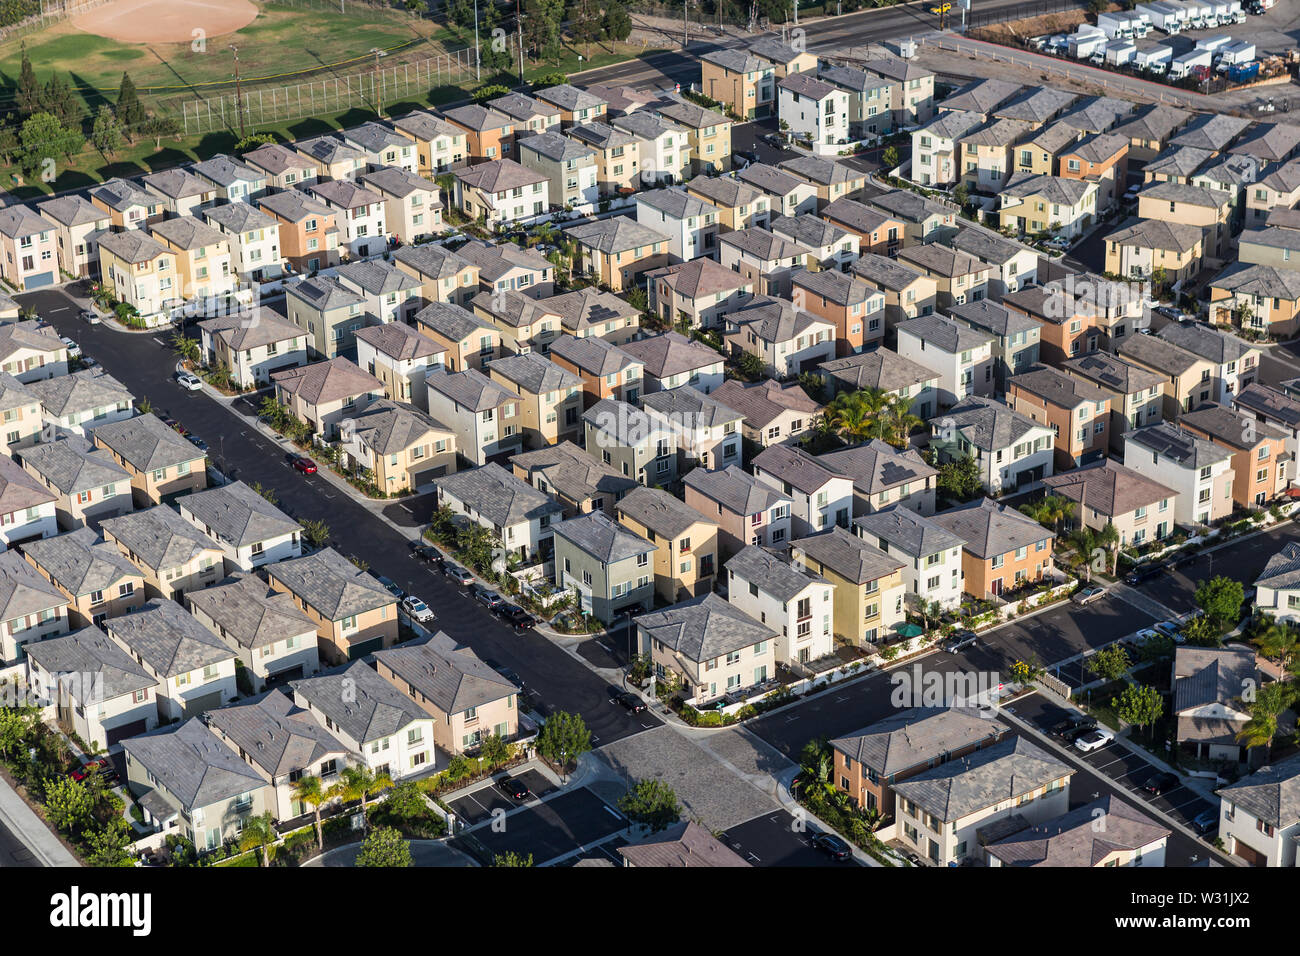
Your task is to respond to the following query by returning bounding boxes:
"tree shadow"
[288,117,338,140]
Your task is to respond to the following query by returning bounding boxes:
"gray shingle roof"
[343,121,411,154]
[291,660,430,745]
[535,84,607,112]
[1210,263,1300,302]
[635,188,716,221]
[1173,645,1256,713]
[778,155,861,187]
[770,214,851,255]
[890,735,1073,822]
[830,707,1003,775]
[414,300,493,342]
[241,142,316,177]
[190,153,263,188]
[453,239,552,285]
[636,591,775,665]
[1009,363,1110,409]
[487,352,578,396]
[618,820,751,868]
[0,549,70,621]
[1125,421,1233,469]
[185,573,316,651]
[206,689,348,778]
[940,396,1046,452]
[930,496,1051,559]
[709,379,822,428]
[541,288,639,335]
[28,367,132,420]
[1116,331,1203,376]
[818,439,937,497]
[122,718,266,810]
[198,309,305,352]
[487,93,560,123]
[896,314,993,354]
[257,190,336,225]
[683,464,790,516]
[454,158,547,193]
[288,275,366,313]
[106,598,234,677]
[1060,352,1163,396]
[353,321,443,362]
[94,229,170,265]
[426,366,518,413]
[518,129,595,163]
[1169,113,1250,152]
[307,178,384,210]
[101,504,220,571]
[35,194,108,227]
[984,795,1169,867]
[717,226,806,262]
[271,358,383,406]
[511,441,638,504]
[1144,144,1213,178]
[818,347,937,394]
[266,548,394,620]
[1157,321,1256,365]
[617,331,721,379]
[993,86,1078,124]
[549,334,639,377]
[21,525,139,597]
[296,134,367,166]
[16,434,130,495]
[25,625,154,703]
[752,442,849,495]
[683,173,766,211]
[1217,751,1300,827]
[583,398,671,446]
[569,121,637,151]
[948,226,1032,267]
[725,545,827,601]
[790,525,904,585]
[1255,541,1300,591]
[178,481,300,548]
[0,371,34,415]
[1001,172,1094,207]
[726,294,830,345]
[1041,459,1175,518]
[640,385,742,431]
[93,414,205,472]
[737,163,810,200]
[552,510,654,563]
[792,266,878,307]
[940,78,1023,114]
[435,462,563,527]
[149,215,228,252]
[336,258,422,297]
[201,200,278,235]
[947,299,1038,339]
[855,504,966,558]
[374,630,518,715]
[1233,382,1300,430]
[1105,218,1204,253]
[348,399,453,457]
[1181,401,1285,449]
[565,215,669,254]
[0,453,57,513]
[616,486,713,539]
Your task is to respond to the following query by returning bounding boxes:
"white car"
[402,596,435,624]
[59,336,81,358]
[176,371,203,391]
[1074,728,1116,752]
[1044,236,1072,251]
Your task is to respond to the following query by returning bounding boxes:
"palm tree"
[1025,494,1076,536]
[171,332,199,366]
[291,774,328,850]
[1096,522,1121,576]
[1236,680,1298,753]
[238,812,276,867]
[334,766,394,828]
[882,395,924,448]
[1072,525,1096,581]
[824,391,873,443]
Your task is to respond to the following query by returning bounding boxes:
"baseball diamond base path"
[72,0,258,44]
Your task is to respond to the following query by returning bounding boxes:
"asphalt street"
[18,287,662,754]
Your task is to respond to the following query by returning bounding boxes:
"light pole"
[793,0,799,27]
[473,0,481,83]
[229,44,245,139]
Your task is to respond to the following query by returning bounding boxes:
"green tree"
[44,777,93,834]
[334,765,393,827]
[0,706,36,759]
[1236,679,1297,752]
[881,145,899,170]
[478,732,511,767]
[17,46,39,118]
[952,182,970,209]
[1252,617,1298,671]
[140,116,180,149]
[1195,575,1245,629]
[355,825,412,866]
[171,331,200,364]
[1135,630,1175,664]
[239,812,276,866]
[618,779,682,832]
[494,850,534,866]
[84,817,133,867]
[480,2,511,73]
[1086,644,1131,682]
[532,70,568,89]
[234,132,275,151]
[536,710,592,770]
[291,774,329,850]
[936,455,982,502]
[18,111,83,177]
[472,84,511,102]
[116,72,147,134]
[1010,658,1044,685]
[91,105,123,159]
[301,519,331,549]
[447,0,475,31]
[523,0,565,62]
[1113,683,1163,739]
[604,1,633,42]
[571,0,604,56]
[39,74,79,128]
[0,126,18,166]
[734,350,766,380]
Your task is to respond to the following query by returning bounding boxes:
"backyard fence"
[173,44,481,136]
[0,0,113,40]
[964,0,1087,29]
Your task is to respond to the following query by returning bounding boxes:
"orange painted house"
[1180,402,1288,509]
[931,497,1055,600]
[1007,363,1111,471]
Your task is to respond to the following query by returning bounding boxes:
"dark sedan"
[1142,771,1180,796]
[498,776,529,801]
[811,832,853,861]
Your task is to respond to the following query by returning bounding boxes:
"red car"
[292,457,318,474]
[163,418,186,435]
[70,758,117,785]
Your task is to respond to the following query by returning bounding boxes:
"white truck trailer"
[1137,2,1185,33]
[1106,40,1138,65]
[1170,47,1212,78]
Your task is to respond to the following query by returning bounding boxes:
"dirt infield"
[71,0,258,44]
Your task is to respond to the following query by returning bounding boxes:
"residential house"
[94,231,178,324]
[374,631,521,754]
[896,244,992,311]
[564,216,671,292]
[487,352,582,447]
[335,258,422,325]
[949,225,1039,298]
[390,110,469,175]
[683,174,769,232]
[240,142,318,191]
[34,196,109,279]
[28,367,134,441]
[821,63,897,140]
[284,275,366,360]
[91,414,207,506]
[619,821,751,868]
[636,592,776,701]
[998,173,1098,239]
[177,481,302,572]
[778,155,867,207]
[1001,284,1100,366]
[1042,458,1177,547]
[0,549,69,664]
[306,180,388,258]
[265,548,398,663]
[353,322,446,407]
[17,435,132,531]
[190,154,266,204]
[548,334,643,409]
[1136,181,1232,264]
[89,178,162,231]
[1062,351,1167,451]
[929,396,1056,494]
[541,288,642,345]
[105,598,237,721]
[1058,132,1129,210]
[569,122,642,198]
[1123,421,1236,526]
[617,331,725,395]
[1179,402,1287,508]
[1104,219,1205,284]
[616,486,718,603]
[710,378,823,449]
[186,574,320,691]
[257,190,340,273]
[752,443,854,536]
[1116,332,1216,419]
[20,525,141,630]
[737,164,819,219]
[338,399,457,492]
[271,358,385,441]
[487,93,561,139]
[1233,382,1300,476]
[932,497,1055,600]
[612,112,693,186]
[817,348,940,419]
[647,258,755,331]
[634,189,720,263]
[453,159,549,226]
[511,441,637,518]
[864,190,958,247]
[778,73,850,152]
[0,454,57,549]
[341,122,418,173]
[356,166,443,243]
[0,207,58,291]
[958,118,1035,193]
[145,216,236,306]
[1239,225,1300,270]
[582,398,678,486]
[534,85,608,128]
[201,202,283,284]
[862,58,935,127]
[854,505,966,611]
[640,386,743,472]
[552,510,656,622]
[654,99,732,174]
[1157,321,1259,404]
[517,130,599,208]
[682,464,793,559]
[424,367,525,466]
[294,135,367,181]
[770,215,859,272]
[1254,542,1300,624]
[197,310,309,389]
[787,266,886,359]
[725,544,833,667]
[723,294,837,379]
[895,314,995,409]
[790,526,905,646]
[911,109,986,187]
[947,300,1041,394]
[470,287,564,357]
[99,505,223,602]
[1008,364,1112,470]
[718,227,810,299]
[1216,753,1300,867]
[0,372,40,456]
[1173,644,1257,762]
[701,49,777,120]
[413,301,499,372]
[456,238,555,300]
[819,440,938,517]
[442,104,516,163]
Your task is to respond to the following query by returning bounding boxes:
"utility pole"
[793,0,799,27]
[683,0,689,49]
[473,0,481,83]
[516,0,526,85]
[229,43,245,139]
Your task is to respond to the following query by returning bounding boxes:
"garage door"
[183,691,225,719]
[106,719,148,747]
[411,464,447,491]
[1234,841,1266,867]
[265,664,304,688]
[25,271,54,289]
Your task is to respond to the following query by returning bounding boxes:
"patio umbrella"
[896,623,924,638]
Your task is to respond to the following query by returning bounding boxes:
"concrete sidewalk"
[0,776,80,867]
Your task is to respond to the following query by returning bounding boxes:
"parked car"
[401,595,435,623]
[188,435,209,452]
[611,687,646,713]
[446,562,474,585]
[79,309,101,325]
[501,603,536,629]
[292,456,318,474]
[1073,727,1116,752]
[1125,563,1166,585]
[1044,235,1071,251]
[1142,771,1179,796]
[1153,620,1187,644]
[1192,808,1219,834]
[1072,585,1106,605]
[410,543,439,563]
[1050,716,1096,739]
[70,758,117,785]
[811,832,853,861]
[375,575,404,599]
[498,775,529,801]
[944,630,977,654]
[162,418,185,435]
[472,583,502,608]
[59,336,82,358]
[175,371,202,391]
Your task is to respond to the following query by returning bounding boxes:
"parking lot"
[452,787,628,866]
[721,809,862,867]
[554,837,630,866]
[446,768,559,827]
[1010,693,1219,842]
